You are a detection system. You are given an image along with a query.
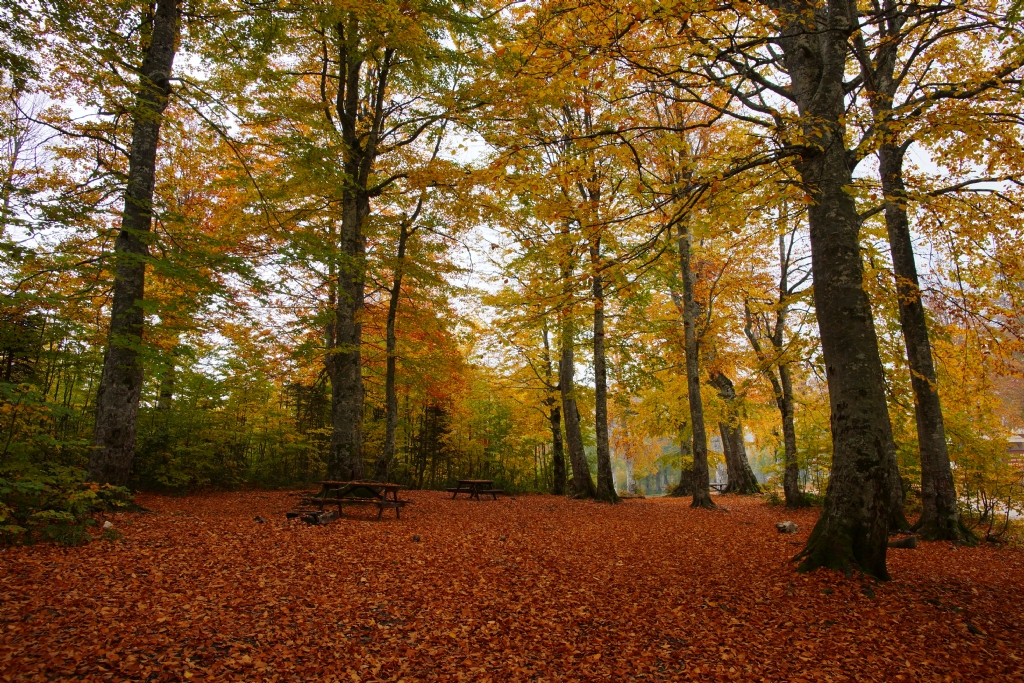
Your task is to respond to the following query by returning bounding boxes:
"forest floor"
[3,491,1024,682]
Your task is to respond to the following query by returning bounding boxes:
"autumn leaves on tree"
[3,0,1024,581]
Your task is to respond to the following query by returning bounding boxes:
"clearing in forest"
[2,492,1023,682]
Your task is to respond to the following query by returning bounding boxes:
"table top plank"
[318,480,405,489]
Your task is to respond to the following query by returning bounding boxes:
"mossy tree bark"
[709,372,761,494]
[769,0,897,578]
[325,23,399,481]
[877,144,966,539]
[591,237,618,503]
[559,261,596,498]
[848,16,968,539]
[89,0,180,485]
[542,325,567,496]
[676,222,715,509]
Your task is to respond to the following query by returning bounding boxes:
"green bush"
[0,465,132,545]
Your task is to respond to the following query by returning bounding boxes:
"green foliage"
[0,464,131,545]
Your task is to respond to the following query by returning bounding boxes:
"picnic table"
[290,481,409,521]
[710,482,727,493]
[446,479,504,501]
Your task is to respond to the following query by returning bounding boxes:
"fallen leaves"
[1,491,1023,681]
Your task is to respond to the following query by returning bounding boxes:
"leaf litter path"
[3,492,1024,682]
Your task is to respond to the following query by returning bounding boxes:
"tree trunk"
[625,457,637,495]
[677,222,715,509]
[778,362,803,507]
[850,0,966,542]
[542,324,566,495]
[743,236,805,506]
[591,239,618,502]
[549,404,567,495]
[879,143,968,541]
[374,219,412,482]
[560,311,595,498]
[709,372,761,494]
[774,0,895,578]
[327,194,367,480]
[89,0,180,486]
[670,426,694,497]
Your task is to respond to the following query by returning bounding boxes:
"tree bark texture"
[591,239,618,503]
[327,194,368,480]
[89,0,180,485]
[773,0,895,578]
[778,362,803,506]
[325,22,395,481]
[549,403,567,495]
[851,0,966,542]
[709,372,761,494]
[560,315,596,498]
[677,223,715,509]
[880,146,965,540]
[543,326,567,496]
[373,220,410,482]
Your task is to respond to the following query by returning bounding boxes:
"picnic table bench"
[446,479,504,501]
[287,481,409,521]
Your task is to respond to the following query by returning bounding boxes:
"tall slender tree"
[90,0,181,485]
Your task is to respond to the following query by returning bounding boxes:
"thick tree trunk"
[591,239,618,502]
[89,0,180,486]
[676,223,715,509]
[775,0,896,578]
[327,195,367,480]
[560,310,596,498]
[709,372,761,494]
[878,144,967,540]
[850,0,964,541]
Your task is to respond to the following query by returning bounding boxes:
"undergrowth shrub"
[0,465,132,545]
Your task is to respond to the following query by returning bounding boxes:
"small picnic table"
[710,482,727,493]
[301,481,409,520]
[447,479,504,501]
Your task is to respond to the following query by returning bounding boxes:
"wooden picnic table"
[446,479,504,501]
[298,481,409,520]
[710,482,727,493]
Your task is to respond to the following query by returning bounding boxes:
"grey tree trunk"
[676,223,715,509]
[743,230,804,506]
[89,0,180,485]
[560,305,596,498]
[324,25,397,481]
[709,372,761,494]
[778,363,802,506]
[543,325,566,495]
[327,194,368,480]
[772,0,896,578]
[849,0,967,542]
[670,425,694,497]
[878,144,965,540]
[373,219,410,482]
[591,239,618,502]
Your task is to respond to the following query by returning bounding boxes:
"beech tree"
[72,0,182,485]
